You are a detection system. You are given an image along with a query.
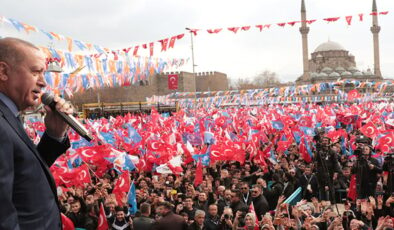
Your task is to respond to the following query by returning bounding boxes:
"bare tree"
[253,70,281,88]
[231,70,281,90]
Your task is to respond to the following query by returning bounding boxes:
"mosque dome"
[348,66,359,73]
[353,71,364,77]
[329,72,340,77]
[341,71,352,77]
[321,67,333,74]
[310,72,318,78]
[314,41,345,52]
[317,72,328,78]
[335,67,346,73]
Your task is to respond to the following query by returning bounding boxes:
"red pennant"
[287,21,298,26]
[347,175,357,200]
[112,51,119,60]
[133,46,139,56]
[168,74,178,90]
[264,24,271,29]
[190,29,199,36]
[142,44,147,49]
[98,203,109,230]
[159,38,169,52]
[345,16,353,26]
[149,42,154,56]
[207,28,222,34]
[358,13,364,21]
[277,23,286,27]
[255,25,263,32]
[176,33,185,39]
[241,26,251,31]
[379,11,389,15]
[61,213,75,230]
[228,27,240,33]
[168,36,177,49]
[370,12,378,16]
[306,19,317,24]
[324,17,340,22]
[122,47,131,54]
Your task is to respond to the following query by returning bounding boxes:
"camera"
[224,214,230,220]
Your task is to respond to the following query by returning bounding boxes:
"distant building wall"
[196,71,228,92]
[69,71,227,109]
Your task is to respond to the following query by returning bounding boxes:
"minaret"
[299,0,310,81]
[371,0,382,78]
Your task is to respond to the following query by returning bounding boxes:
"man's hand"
[44,95,74,138]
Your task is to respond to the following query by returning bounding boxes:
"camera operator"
[351,136,382,199]
[314,130,342,202]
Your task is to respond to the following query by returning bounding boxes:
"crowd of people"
[1,37,392,230]
[49,107,394,230]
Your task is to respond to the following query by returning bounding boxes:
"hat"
[355,135,371,145]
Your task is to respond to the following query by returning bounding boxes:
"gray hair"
[0,37,39,65]
[195,209,206,218]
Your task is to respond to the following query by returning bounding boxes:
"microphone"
[41,93,93,142]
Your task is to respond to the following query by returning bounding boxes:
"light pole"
[186,27,198,108]
[185,28,196,75]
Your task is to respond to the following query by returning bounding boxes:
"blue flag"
[271,120,284,130]
[127,182,138,215]
[283,187,302,205]
[126,124,142,144]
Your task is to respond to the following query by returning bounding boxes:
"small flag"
[98,203,109,230]
[127,181,138,215]
[283,187,302,205]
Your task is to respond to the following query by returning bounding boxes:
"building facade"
[296,0,384,84]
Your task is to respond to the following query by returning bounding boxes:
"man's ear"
[0,62,9,81]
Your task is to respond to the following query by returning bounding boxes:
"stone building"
[69,71,228,108]
[296,0,384,84]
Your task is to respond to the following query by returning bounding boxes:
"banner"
[168,74,178,90]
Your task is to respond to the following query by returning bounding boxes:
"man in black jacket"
[217,189,232,216]
[230,190,248,215]
[314,136,342,201]
[239,182,252,206]
[352,139,382,199]
[152,202,188,230]
[250,185,269,221]
[204,204,220,230]
[0,37,72,229]
[298,165,319,201]
[133,203,155,230]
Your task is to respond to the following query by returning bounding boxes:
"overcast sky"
[0,0,393,82]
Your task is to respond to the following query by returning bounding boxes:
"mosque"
[296,0,383,84]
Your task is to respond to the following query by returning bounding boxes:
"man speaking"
[0,37,73,229]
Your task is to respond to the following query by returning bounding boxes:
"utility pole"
[186,28,198,108]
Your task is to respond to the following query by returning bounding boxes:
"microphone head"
[41,93,54,105]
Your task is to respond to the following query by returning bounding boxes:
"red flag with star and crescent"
[347,174,357,200]
[168,74,178,90]
[359,122,380,139]
[98,203,109,230]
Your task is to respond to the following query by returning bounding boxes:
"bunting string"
[147,79,394,109]
[0,10,389,57]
